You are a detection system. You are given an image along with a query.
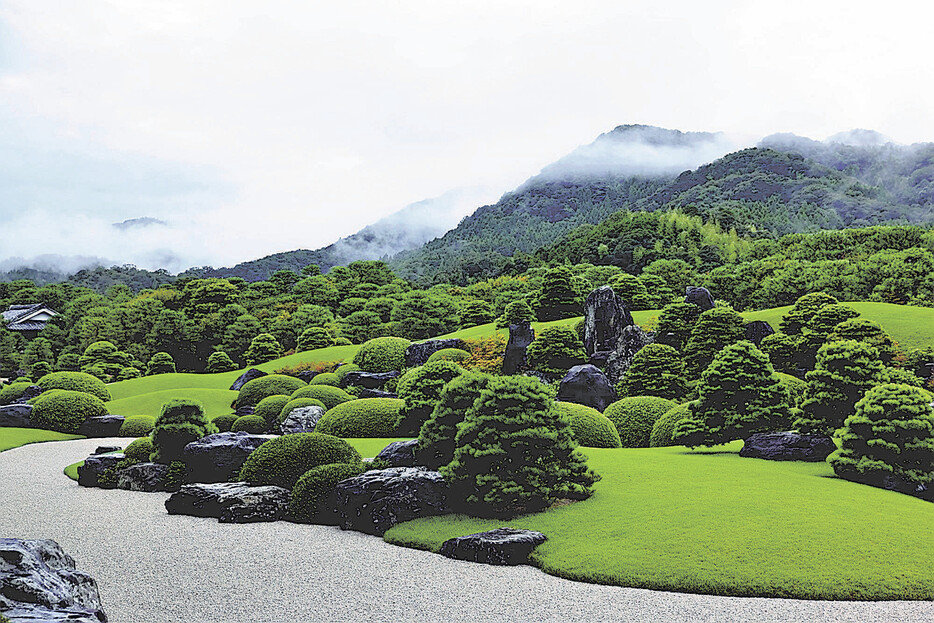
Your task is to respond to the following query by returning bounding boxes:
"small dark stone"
[744,320,775,345]
[375,439,419,467]
[340,370,399,389]
[684,286,715,311]
[604,325,653,385]
[77,415,125,438]
[165,482,290,523]
[280,406,325,435]
[182,432,274,483]
[502,322,535,376]
[404,339,468,367]
[583,286,634,357]
[235,405,256,417]
[115,462,169,492]
[440,527,547,566]
[740,432,836,462]
[556,364,617,412]
[336,467,448,536]
[0,403,34,428]
[93,446,122,455]
[229,368,267,391]
[77,453,126,488]
[359,388,398,399]
[12,385,44,403]
[296,370,319,383]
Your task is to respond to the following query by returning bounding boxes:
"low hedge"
[238,374,307,407]
[352,337,411,373]
[212,413,238,433]
[30,389,108,434]
[315,398,405,437]
[124,437,155,461]
[254,395,291,431]
[0,381,35,405]
[554,402,621,448]
[309,373,341,386]
[650,402,697,447]
[604,396,679,448]
[426,348,471,365]
[36,371,111,401]
[238,433,362,490]
[231,414,267,434]
[289,462,367,524]
[290,385,355,410]
[278,398,326,423]
[119,415,155,437]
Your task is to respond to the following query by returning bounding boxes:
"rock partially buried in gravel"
[0,538,107,623]
[375,439,419,467]
[280,406,325,435]
[336,467,448,536]
[165,482,290,523]
[77,415,125,438]
[183,431,273,483]
[440,528,547,566]
[115,462,169,492]
[77,453,126,488]
[0,403,34,428]
[740,431,836,462]
[229,368,267,391]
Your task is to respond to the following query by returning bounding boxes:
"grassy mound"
[105,388,238,421]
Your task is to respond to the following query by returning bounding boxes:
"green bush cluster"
[254,395,291,431]
[0,381,35,405]
[315,398,405,437]
[212,413,238,432]
[650,402,697,447]
[352,337,412,373]
[238,374,307,407]
[554,402,621,448]
[151,399,217,464]
[526,325,586,374]
[289,462,367,524]
[426,348,471,365]
[119,415,156,437]
[604,396,678,448]
[309,372,341,386]
[146,352,176,375]
[232,414,267,434]
[417,371,491,469]
[30,389,108,434]
[36,371,111,401]
[278,397,326,423]
[290,384,355,410]
[124,437,155,461]
[334,364,361,381]
[616,343,686,400]
[238,433,361,490]
[396,360,465,436]
[206,351,238,373]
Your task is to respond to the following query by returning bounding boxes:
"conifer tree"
[683,306,744,377]
[536,266,584,321]
[417,371,492,469]
[617,343,686,400]
[654,302,701,352]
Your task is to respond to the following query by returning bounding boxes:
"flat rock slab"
[740,432,836,462]
[229,368,267,392]
[165,482,290,523]
[340,371,399,389]
[0,403,34,428]
[77,453,126,488]
[440,528,547,566]
[77,415,125,438]
[336,467,448,536]
[183,431,274,483]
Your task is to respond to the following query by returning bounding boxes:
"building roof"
[4,304,58,331]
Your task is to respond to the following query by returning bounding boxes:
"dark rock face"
[93,446,121,455]
[375,439,419,467]
[229,368,267,391]
[280,406,325,435]
[0,403,34,428]
[583,286,634,358]
[439,528,547,566]
[359,388,398,399]
[182,432,273,484]
[404,339,468,368]
[12,385,44,404]
[740,432,836,462]
[235,405,255,417]
[744,320,775,345]
[556,364,617,412]
[684,286,715,311]
[115,462,169,492]
[296,370,319,383]
[165,482,290,523]
[77,453,126,488]
[502,322,535,376]
[77,415,125,438]
[605,325,653,385]
[340,370,399,389]
[336,467,448,536]
[0,538,106,623]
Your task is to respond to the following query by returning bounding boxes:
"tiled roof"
[7,321,47,331]
[4,304,57,331]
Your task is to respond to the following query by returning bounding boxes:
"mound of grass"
[343,437,412,459]
[0,428,83,453]
[105,388,238,421]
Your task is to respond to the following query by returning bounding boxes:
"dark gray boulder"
[404,339,468,367]
[229,368,267,391]
[744,320,775,345]
[165,482,290,523]
[336,467,448,536]
[375,439,419,467]
[684,286,715,311]
[583,286,634,358]
[340,370,399,389]
[235,405,256,417]
[502,322,535,376]
[93,446,121,455]
[740,432,836,462]
[296,370,319,383]
[115,462,169,492]
[556,364,617,412]
[280,406,325,435]
[12,385,44,404]
[77,415,125,438]
[0,538,106,623]
[439,528,547,566]
[604,324,653,385]
[0,403,34,428]
[77,453,126,488]
[359,388,398,399]
[182,432,273,483]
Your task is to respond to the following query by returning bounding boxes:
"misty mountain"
[112,217,168,231]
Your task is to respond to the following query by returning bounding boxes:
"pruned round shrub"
[334,364,361,382]
[119,415,155,437]
[238,374,307,407]
[212,413,238,433]
[604,396,678,448]
[526,325,586,374]
[554,401,621,448]
[650,402,696,447]
[36,371,111,402]
[309,372,340,386]
[124,437,155,461]
[30,389,108,434]
[207,351,238,373]
[146,352,176,375]
[0,381,34,405]
[417,371,492,469]
[426,348,471,365]
[151,399,217,464]
[297,327,332,352]
[254,394,290,431]
[279,398,326,423]
[290,384,355,410]
[352,337,411,373]
[289,462,367,524]
[232,414,267,434]
[315,398,405,437]
[396,360,465,436]
[238,432,361,490]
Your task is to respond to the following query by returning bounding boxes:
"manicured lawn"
[438,310,661,341]
[106,388,239,421]
[64,460,82,480]
[345,437,411,458]
[0,427,83,452]
[385,442,934,601]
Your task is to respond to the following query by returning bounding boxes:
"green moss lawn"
[0,427,83,453]
[106,388,239,421]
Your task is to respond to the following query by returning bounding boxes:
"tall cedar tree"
[536,266,583,321]
[682,306,744,377]
[416,371,492,469]
[617,343,686,400]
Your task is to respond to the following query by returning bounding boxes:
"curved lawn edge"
[0,427,84,453]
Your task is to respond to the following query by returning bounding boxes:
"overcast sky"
[1,1,933,272]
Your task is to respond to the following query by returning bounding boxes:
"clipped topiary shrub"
[0,381,35,405]
[554,401,621,448]
[254,395,291,431]
[124,437,155,461]
[238,432,362,490]
[151,399,218,464]
[119,415,156,437]
[396,360,465,436]
[212,413,238,433]
[526,325,586,374]
[290,384,355,410]
[231,414,267,434]
[334,364,361,382]
[146,352,176,375]
[296,327,333,352]
[650,401,696,447]
[30,389,108,434]
[238,374,307,407]
[604,396,678,448]
[36,371,111,401]
[315,398,405,437]
[206,351,238,373]
[278,398,326,423]
[426,348,471,365]
[352,337,411,373]
[289,462,367,524]
[309,372,341,386]
[417,371,492,469]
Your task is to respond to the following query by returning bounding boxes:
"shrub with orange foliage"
[462,334,507,374]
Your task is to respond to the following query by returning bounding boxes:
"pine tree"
[617,343,686,400]
[683,306,744,377]
[608,273,650,310]
[244,333,282,366]
[654,302,701,352]
[536,266,584,321]
[779,292,839,335]
[417,371,491,469]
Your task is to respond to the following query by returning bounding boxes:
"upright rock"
[583,286,634,360]
[556,364,617,412]
[375,439,419,467]
[502,321,535,375]
[280,405,325,435]
[604,325,653,385]
[229,368,267,391]
[684,286,715,311]
[336,467,448,536]
[404,339,468,367]
[744,320,775,345]
[183,431,273,483]
[0,404,34,428]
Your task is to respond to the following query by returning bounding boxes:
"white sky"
[1,1,933,271]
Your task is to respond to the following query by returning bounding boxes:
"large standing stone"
[404,339,468,368]
[440,528,547,566]
[77,453,126,488]
[165,482,290,523]
[744,320,775,345]
[583,286,634,359]
[0,403,34,428]
[115,462,169,492]
[604,325,653,385]
[336,467,448,536]
[182,432,273,483]
[684,286,715,311]
[280,406,325,435]
[740,432,836,462]
[502,322,535,376]
[12,385,44,403]
[556,364,617,412]
[375,439,419,467]
[340,370,400,389]
[0,538,106,623]
[229,368,267,391]
[77,415,125,438]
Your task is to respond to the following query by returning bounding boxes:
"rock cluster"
[340,371,399,389]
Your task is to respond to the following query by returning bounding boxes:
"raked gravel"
[1,437,932,623]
